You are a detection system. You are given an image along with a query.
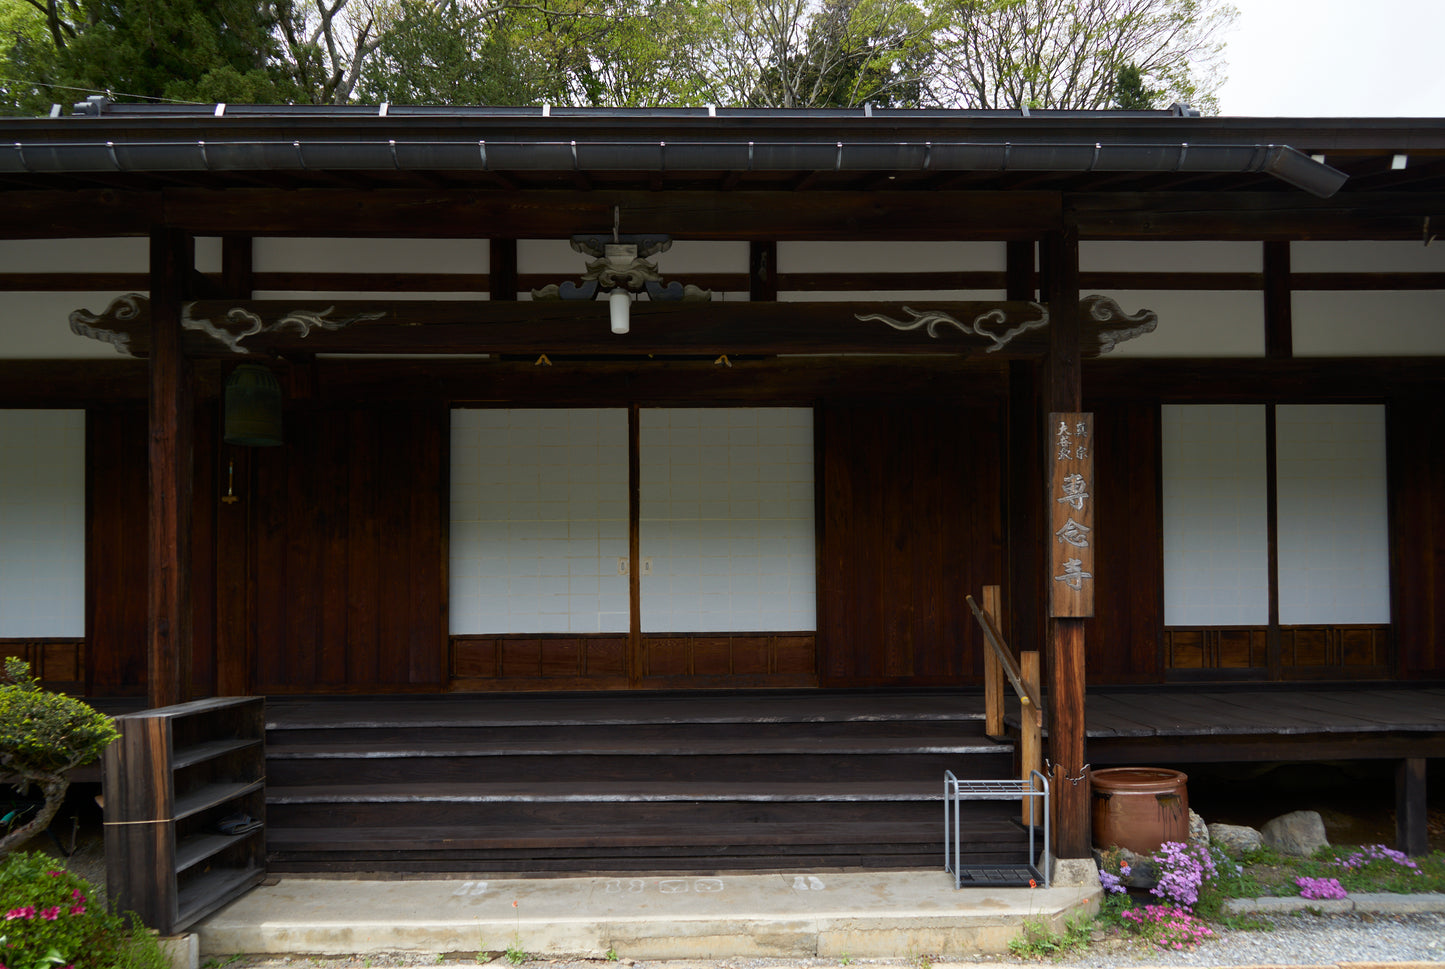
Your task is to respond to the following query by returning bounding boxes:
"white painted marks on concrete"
[452,880,490,896]
[791,875,826,891]
[605,878,725,895]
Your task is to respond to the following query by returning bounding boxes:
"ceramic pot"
[1089,766,1189,854]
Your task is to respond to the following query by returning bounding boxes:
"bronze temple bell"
[223,365,283,447]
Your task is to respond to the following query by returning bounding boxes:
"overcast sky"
[1214,0,1445,116]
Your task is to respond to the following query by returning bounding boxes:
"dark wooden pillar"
[750,241,778,302]
[490,238,519,301]
[1396,757,1428,856]
[1263,241,1293,359]
[1042,227,1090,858]
[148,228,196,708]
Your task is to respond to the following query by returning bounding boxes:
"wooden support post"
[148,228,195,709]
[1020,650,1042,826]
[490,238,519,300]
[982,585,1005,738]
[750,241,778,302]
[1396,756,1428,857]
[1044,226,1091,859]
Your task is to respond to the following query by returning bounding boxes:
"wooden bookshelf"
[103,697,265,936]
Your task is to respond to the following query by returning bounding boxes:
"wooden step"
[265,737,1010,785]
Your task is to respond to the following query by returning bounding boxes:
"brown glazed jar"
[1089,766,1190,854]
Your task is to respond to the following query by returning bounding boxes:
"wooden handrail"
[967,593,1044,729]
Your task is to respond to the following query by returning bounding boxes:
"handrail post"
[982,585,1005,738]
[1020,650,1042,826]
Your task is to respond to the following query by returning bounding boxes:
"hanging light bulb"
[609,289,632,335]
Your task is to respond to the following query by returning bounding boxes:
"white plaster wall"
[1292,291,1445,356]
[1094,290,1265,358]
[449,409,630,635]
[0,237,146,273]
[640,407,815,633]
[3,292,138,359]
[1080,241,1262,273]
[1291,240,1445,273]
[1276,404,1390,624]
[0,410,85,637]
[252,238,489,274]
[777,241,1007,273]
[1161,404,1270,626]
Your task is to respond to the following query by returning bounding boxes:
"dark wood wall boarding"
[817,404,1003,686]
[248,403,445,694]
[1389,394,1445,680]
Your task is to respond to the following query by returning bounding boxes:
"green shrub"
[0,851,167,969]
[0,658,118,856]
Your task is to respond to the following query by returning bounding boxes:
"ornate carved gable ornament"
[856,295,1157,355]
[69,294,385,356]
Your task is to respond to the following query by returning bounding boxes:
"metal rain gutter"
[0,137,1349,197]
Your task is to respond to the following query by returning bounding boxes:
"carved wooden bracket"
[856,295,1157,356]
[69,294,385,357]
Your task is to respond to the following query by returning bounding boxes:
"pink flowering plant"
[1295,876,1347,900]
[0,852,165,969]
[1120,904,1215,951]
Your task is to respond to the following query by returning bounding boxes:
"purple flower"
[1098,869,1126,894]
[1297,877,1347,900]
[40,907,60,921]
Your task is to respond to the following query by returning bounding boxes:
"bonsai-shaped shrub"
[0,657,118,857]
[0,850,167,969]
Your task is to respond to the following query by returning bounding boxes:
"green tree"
[1113,61,1152,108]
[0,659,117,857]
[356,0,534,105]
[935,0,1235,112]
[719,0,940,107]
[2,0,296,113]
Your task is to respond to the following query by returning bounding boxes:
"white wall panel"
[1098,291,1265,357]
[3,292,136,359]
[1276,405,1389,624]
[1162,404,1270,626]
[450,409,630,634]
[1080,241,1262,273]
[0,237,146,273]
[778,241,1006,273]
[639,408,814,633]
[253,238,488,274]
[1292,291,1445,356]
[0,410,85,637]
[1291,240,1445,273]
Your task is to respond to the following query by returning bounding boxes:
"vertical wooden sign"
[1049,412,1094,617]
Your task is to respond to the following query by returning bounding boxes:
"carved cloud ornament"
[856,295,1157,355]
[855,303,1049,352]
[68,294,386,356]
[182,304,387,354]
[69,293,145,355]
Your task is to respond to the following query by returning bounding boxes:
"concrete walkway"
[196,867,1101,960]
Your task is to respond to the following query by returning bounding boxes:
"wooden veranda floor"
[1081,685,1445,764]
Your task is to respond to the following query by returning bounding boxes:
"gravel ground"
[217,911,1445,968]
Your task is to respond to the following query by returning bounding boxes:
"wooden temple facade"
[1,102,1444,872]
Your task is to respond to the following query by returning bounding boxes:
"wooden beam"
[1067,191,1445,240]
[147,228,195,709]
[76,296,1164,359]
[1043,227,1090,860]
[152,188,1063,240]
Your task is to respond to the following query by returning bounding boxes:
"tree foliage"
[2,0,1235,113]
[0,658,118,858]
[934,0,1234,112]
